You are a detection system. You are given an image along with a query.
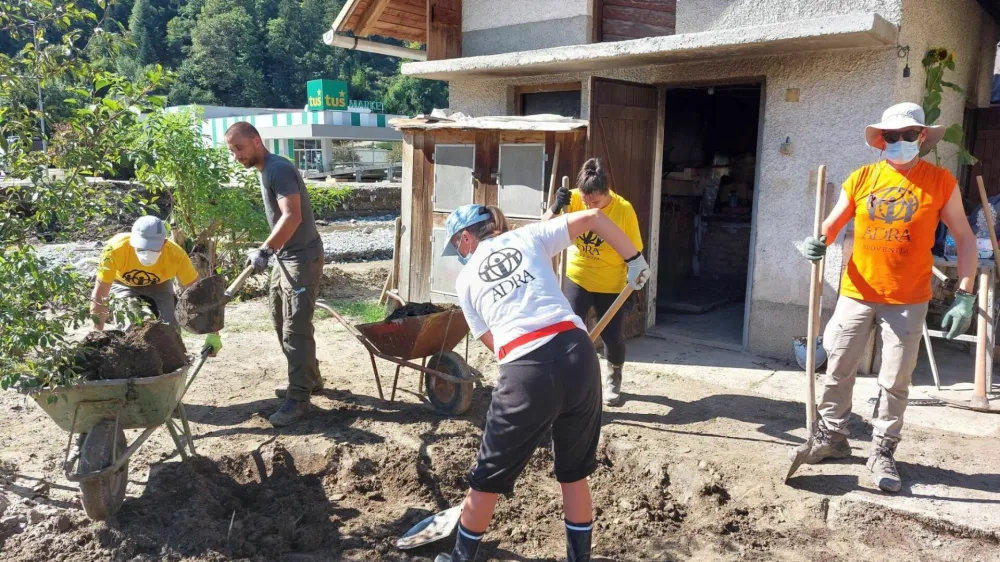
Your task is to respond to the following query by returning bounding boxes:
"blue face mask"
[455,234,472,265]
[885,139,920,165]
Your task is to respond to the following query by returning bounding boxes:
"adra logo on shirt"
[479,248,536,303]
[577,231,605,257]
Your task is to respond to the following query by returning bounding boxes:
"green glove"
[797,235,827,262]
[941,292,976,340]
[204,333,223,355]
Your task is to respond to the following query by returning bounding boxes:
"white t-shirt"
[456,216,587,364]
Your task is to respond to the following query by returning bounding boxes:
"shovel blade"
[396,505,462,550]
[785,438,814,482]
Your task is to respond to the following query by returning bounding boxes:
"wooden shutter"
[427,0,461,60]
[594,0,676,43]
[972,107,1000,197]
[589,78,659,337]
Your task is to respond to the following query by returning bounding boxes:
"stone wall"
[308,183,401,220]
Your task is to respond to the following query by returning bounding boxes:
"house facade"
[329,0,1000,360]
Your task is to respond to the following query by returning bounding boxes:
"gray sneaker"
[603,361,623,407]
[268,398,311,427]
[867,436,902,493]
[793,421,851,465]
[274,378,325,399]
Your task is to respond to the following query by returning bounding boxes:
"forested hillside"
[1,0,447,117]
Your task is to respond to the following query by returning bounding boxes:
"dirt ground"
[1,262,999,562]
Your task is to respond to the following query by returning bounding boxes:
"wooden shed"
[391,114,588,307]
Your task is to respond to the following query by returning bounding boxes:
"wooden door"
[972,107,1000,197]
[593,0,676,42]
[588,78,659,337]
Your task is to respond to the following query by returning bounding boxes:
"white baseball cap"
[865,102,945,151]
[130,216,167,251]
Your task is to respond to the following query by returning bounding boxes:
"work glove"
[625,253,650,290]
[203,333,223,357]
[796,235,827,262]
[550,186,572,215]
[941,292,976,340]
[246,245,274,274]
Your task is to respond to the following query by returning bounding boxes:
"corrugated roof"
[390,112,588,132]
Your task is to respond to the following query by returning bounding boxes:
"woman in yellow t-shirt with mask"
[544,158,643,406]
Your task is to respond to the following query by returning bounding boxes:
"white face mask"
[885,139,920,165]
[136,250,161,266]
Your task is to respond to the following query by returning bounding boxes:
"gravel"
[319,215,396,263]
[29,215,397,278]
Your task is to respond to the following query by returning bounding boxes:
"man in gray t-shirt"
[226,122,325,427]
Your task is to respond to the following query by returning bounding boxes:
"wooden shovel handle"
[590,286,634,343]
[224,265,255,299]
[805,166,828,428]
[976,176,1000,275]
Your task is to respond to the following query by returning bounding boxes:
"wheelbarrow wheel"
[424,351,474,416]
[78,420,128,520]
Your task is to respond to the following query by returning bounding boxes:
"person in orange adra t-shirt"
[795,103,977,494]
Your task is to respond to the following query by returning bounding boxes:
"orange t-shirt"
[840,160,956,304]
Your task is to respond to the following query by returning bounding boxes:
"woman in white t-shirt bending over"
[435,204,649,562]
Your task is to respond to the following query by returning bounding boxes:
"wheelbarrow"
[317,296,478,416]
[30,348,211,520]
[27,268,251,520]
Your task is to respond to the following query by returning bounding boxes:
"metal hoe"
[786,165,827,482]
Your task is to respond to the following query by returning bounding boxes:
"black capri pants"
[563,279,627,365]
[468,329,602,494]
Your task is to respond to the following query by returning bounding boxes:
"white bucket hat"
[865,102,945,151]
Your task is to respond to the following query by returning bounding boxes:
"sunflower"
[936,48,949,61]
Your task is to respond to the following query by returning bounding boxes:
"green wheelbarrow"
[30,349,213,520]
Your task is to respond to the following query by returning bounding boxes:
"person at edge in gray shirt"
[225,121,325,427]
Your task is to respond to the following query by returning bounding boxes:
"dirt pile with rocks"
[72,322,187,381]
[385,302,448,322]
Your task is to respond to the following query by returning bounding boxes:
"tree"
[1,0,168,392]
[183,0,265,106]
[134,109,269,278]
[382,69,448,116]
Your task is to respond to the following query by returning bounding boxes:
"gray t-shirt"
[260,153,322,259]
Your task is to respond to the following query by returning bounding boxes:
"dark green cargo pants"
[269,255,324,401]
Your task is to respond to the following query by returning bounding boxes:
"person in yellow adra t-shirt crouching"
[544,158,644,407]
[89,216,221,355]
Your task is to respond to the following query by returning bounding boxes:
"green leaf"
[47,394,58,405]
[958,150,979,166]
[925,107,941,125]
[943,123,964,145]
[94,79,111,92]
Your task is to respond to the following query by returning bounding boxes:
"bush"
[308,184,353,217]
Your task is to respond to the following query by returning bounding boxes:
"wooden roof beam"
[357,0,394,38]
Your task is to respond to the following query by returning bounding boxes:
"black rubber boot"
[435,523,483,562]
[565,519,592,562]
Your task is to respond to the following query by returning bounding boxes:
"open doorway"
[651,84,762,349]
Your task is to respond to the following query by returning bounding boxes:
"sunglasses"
[882,130,922,144]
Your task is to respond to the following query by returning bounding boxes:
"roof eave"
[401,12,897,81]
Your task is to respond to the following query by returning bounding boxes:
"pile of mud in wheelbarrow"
[27,266,480,522]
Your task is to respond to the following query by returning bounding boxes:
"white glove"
[625,254,650,290]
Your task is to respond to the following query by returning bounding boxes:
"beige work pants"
[819,296,928,440]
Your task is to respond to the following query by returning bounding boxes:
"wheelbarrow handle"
[317,300,367,340]
[224,265,256,300]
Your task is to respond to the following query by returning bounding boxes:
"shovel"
[177,265,255,334]
[397,283,638,550]
[786,165,827,482]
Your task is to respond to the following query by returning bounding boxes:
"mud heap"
[73,321,187,381]
[384,302,447,322]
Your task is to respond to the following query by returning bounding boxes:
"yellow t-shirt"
[565,189,643,293]
[96,233,199,288]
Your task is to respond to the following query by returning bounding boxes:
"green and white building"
[168,79,404,176]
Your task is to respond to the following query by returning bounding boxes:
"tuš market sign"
[307,79,384,112]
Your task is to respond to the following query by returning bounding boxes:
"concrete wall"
[445,0,996,360]
[676,0,902,33]
[462,0,591,56]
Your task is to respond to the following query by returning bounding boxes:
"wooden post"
[559,176,570,287]
[546,143,562,272]
[973,266,991,409]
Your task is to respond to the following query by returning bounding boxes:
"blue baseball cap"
[442,204,490,256]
